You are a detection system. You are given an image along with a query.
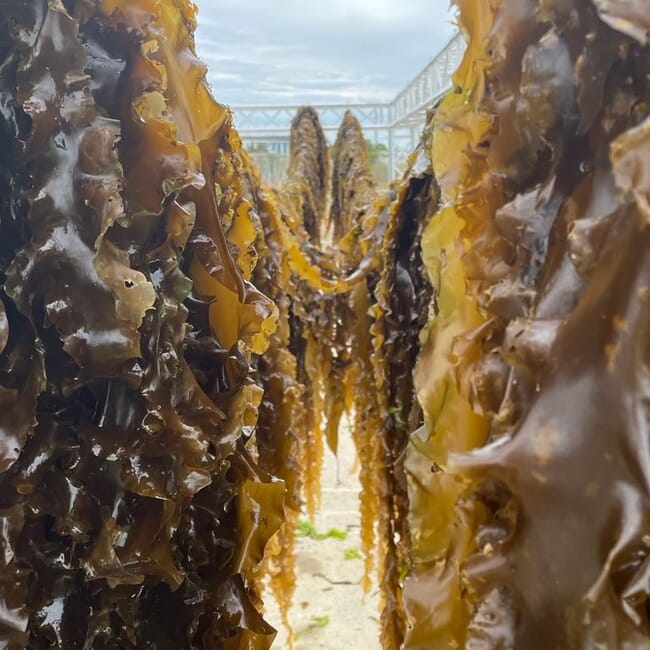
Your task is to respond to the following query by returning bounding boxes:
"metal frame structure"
[232,32,465,178]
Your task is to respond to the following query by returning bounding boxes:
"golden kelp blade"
[329,112,381,590]
[324,112,377,455]
[243,152,307,644]
[0,0,281,646]
[281,108,330,516]
[286,106,330,247]
[330,110,377,248]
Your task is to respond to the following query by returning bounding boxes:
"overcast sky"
[194,1,457,107]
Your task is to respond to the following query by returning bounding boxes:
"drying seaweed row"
[0,0,281,647]
[251,107,439,649]
[405,0,650,647]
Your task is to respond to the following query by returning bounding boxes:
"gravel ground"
[264,424,381,649]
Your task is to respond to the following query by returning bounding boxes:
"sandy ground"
[264,424,381,649]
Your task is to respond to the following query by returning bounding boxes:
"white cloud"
[194,0,457,105]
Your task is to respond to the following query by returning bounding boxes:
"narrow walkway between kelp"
[264,419,381,648]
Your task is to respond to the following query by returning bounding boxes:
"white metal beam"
[231,32,465,179]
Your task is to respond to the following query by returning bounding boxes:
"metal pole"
[388,128,396,181]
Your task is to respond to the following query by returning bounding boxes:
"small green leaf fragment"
[293,614,330,640]
[297,520,347,540]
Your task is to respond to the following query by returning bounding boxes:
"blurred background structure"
[228,32,464,185]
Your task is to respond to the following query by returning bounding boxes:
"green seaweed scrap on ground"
[298,520,348,540]
[344,548,362,560]
[294,615,331,641]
